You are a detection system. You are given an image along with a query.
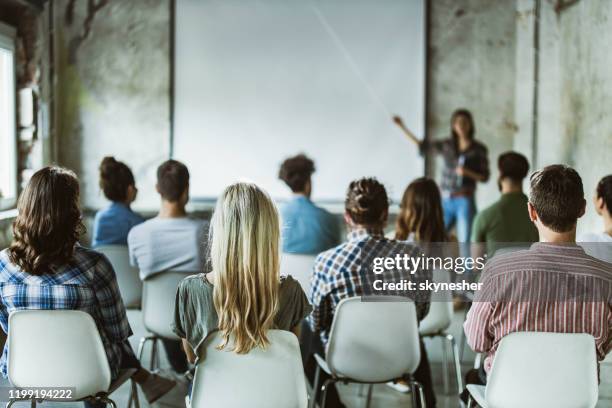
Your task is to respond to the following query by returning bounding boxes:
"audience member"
[471,151,538,257]
[172,182,311,367]
[0,167,175,406]
[306,177,435,408]
[92,157,144,247]
[278,154,340,254]
[579,175,612,262]
[128,159,207,375]
[462,165,612,401]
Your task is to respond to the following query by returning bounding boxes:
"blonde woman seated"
[172,182,312,366]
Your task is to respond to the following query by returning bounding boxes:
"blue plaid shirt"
[308,228,432,346]
[0,246,133,379]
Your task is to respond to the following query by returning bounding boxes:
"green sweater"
[471,192,539,255]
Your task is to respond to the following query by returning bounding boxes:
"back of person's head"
[396,177,446,242]
[529,164,585,232]
[210,182,280,354]
[278,154,315,193]
[345,177,389,227]
[156,159,189,202]
[99,156,135,202]
[498,151,530,183]
[596,175,612,214]
[9,166,84,276]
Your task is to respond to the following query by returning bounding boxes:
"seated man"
[128,159,208,374]
[471,151,538,257]
[306,177,434,408]
[463,165,612,398]
[278,154,340,254]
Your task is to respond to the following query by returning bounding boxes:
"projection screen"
[173,0,426,203]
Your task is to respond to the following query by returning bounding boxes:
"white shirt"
[128,217,209,280]
[578,231,612,263]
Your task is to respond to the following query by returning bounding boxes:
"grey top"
[127,217,209,280]
[172,273,312,357]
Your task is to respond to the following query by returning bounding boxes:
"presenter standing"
[393,109,489,251]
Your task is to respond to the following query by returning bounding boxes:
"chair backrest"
[418,269,453,335]
[8,310,111,399]
[191,330,307,408]
[96,245,142,309]
[280,253,317,294]
[142,270,195,339]
[325,297,420,382]
[486,332,599,408]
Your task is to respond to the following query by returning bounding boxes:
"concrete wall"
[427,0,517,211]
[49,0,610,235]
[53,0,170,210]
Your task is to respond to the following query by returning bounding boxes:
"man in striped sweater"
[462,164,612,398]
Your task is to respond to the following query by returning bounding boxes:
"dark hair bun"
[345,178,389,226]
[99,156,135,202]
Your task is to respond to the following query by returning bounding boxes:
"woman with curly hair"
[0,166,175,407]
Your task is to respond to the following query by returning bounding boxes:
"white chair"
[96,245,142,309]
[310,297,425,408]
[419,269,463,395]
[7,310,140,408]
[191,330,308,408]
[137,270,194,370]
[466,332,599,408]
[280,253,317,294]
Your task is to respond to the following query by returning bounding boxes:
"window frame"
[0,22,18,211]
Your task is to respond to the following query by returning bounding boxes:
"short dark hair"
[596,175,612,211]
[529,165,584,232]
[345,177,389,226]
[157,160,189,202]
[498,151,530,182]
[99,156,135,202]
[278,154,315,193]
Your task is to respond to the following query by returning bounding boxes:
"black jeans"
[161,338,190,374]
[301,323,436,408]
[460,366,487,404]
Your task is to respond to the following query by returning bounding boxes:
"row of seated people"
[0,159,610,408]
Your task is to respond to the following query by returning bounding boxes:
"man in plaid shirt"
[304,178,435,408]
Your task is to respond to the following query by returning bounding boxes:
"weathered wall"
[54,0,170,210]
[427,0,517,211]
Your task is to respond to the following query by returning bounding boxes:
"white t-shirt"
[128,216,209,280]
[578,231,612,263]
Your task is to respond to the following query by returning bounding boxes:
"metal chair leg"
[320,378,336,408]
[409,380,419,408]
[5,399,17,408]
[364,384,373,408]
[410,381,426,408]
[150,338,159,371]
[309,364,321,408]
[128,378,140,408]
[441,335,449,394]
[447,333,464,393]
[467,395,474,408]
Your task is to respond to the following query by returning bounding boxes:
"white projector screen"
[174,0,425,203]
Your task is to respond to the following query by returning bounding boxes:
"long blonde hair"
[210,182,280,353]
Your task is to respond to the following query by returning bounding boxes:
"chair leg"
[150,338,159,371]
[5,399,17,408]
[467,395,474,408]
[441,335,449,394]
[446,333,464,393]
[410,381,426,408]
[320,378,336,408]
[128,379,140,408]
[365,384,373,408]
[30,400,35,408]
[309,365,321,408]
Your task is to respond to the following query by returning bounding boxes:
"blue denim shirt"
[92,202,144,247]
[280,196,340,254]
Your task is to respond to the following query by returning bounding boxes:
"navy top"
[92,202,144,247]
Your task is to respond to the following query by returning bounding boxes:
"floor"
[1,308,611,408]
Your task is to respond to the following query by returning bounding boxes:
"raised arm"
[392,115,422,146]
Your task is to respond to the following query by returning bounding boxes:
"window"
[0,23,17,210]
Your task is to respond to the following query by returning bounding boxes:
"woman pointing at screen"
[393,109,489,251]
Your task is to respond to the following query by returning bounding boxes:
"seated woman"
[172,182,311,364]
[578,174,612,262]
[0,167,175,406]
[92,156,144,247]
